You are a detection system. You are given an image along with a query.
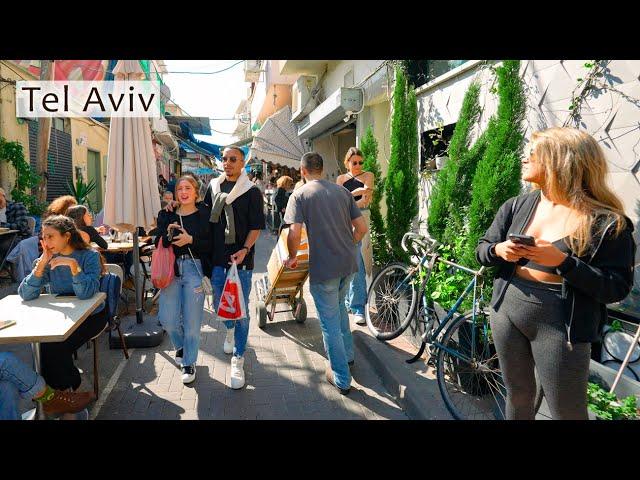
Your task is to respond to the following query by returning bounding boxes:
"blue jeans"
[0,352,46,420]
[158,258,205,367]
[309,274,355,390]
[346,242,367,316]
[212,266,253,358]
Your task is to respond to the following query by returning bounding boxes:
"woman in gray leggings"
[476,127,636,420]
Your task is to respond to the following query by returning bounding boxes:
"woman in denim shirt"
[19,215,107,392]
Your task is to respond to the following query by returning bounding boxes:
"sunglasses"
[222,156,239,163]
[351,161,363,166]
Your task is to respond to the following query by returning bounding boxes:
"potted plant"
[587,382,639,420]
[587,360,640,420]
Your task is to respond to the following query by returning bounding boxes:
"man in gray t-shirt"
[283,152,368,395]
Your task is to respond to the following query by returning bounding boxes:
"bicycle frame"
[396,234,487,365]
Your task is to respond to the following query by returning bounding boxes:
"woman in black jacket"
[156,175,211,384]
[476,127,635,420]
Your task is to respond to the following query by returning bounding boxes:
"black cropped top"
[517,237,572,273]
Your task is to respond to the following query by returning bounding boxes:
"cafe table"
[0,292,106,419]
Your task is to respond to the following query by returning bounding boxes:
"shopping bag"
[150,241,175,289]
[216,262,247,321]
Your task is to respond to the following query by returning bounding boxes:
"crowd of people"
[0,126,636,421]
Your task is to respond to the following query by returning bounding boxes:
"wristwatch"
[241,246,250,253]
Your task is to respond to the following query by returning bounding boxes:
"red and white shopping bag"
[216,262,247,321]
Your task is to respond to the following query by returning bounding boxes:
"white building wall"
[416,59,640,312]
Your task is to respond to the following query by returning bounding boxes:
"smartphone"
[508,233,536,246]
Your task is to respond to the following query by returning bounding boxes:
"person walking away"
[156,175,211,384]
[476,127,635,420]
[336,147,375,325]
[274,175,294,232]
[283,152,368,395]
[203,146,265,390]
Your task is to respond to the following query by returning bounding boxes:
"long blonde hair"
[530,127,627,256]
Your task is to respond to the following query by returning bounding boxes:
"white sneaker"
[182,365,196,384]
[223,328,235,355]
[354,314,366,325]
[230,356,245,390]
[175,348,183,366]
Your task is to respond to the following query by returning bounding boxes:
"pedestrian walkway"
[1,230,407,420]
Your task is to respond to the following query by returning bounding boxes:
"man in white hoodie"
[203,146,265,389]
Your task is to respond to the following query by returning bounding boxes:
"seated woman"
[18,215,107,392]
[66,205,108,249]
[0,352,95,420]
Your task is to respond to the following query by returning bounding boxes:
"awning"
[249,105,306,169]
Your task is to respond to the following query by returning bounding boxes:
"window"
[52,117,70,133]
[420,122,456,171]
[405,60,468,89]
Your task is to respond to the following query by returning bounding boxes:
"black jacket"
[476,190,636,345]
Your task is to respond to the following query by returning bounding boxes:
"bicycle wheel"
[365,262,418,341]
[436,310,506,420]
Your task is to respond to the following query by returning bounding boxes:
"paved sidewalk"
[1,230,408,420]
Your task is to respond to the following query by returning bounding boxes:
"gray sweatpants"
[490,275,591,420]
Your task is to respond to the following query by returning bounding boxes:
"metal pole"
[133,230,143,324]
[610,322,640,394]
[32,342,45,420]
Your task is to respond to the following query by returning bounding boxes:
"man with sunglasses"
[203,146,265,390]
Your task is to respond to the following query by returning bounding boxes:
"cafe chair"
[88,264,129,398]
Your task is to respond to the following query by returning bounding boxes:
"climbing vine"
[0,137,46,215]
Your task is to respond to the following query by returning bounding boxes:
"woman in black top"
[155,175,211,384]
[66,205,109,249]
[274,175,294,232]
[476,127,635,420]
[337,147,375,325]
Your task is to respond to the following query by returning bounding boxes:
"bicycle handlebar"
[400,231,485,277]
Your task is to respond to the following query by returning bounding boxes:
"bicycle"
[365,232,507,420]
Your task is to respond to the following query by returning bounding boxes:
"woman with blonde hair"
[337,147,375,325]
[476,127,636,420]
[155,175,211,384]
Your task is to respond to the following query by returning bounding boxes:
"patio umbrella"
[104,60,163,347]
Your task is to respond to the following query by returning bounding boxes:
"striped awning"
[249,105,306,169]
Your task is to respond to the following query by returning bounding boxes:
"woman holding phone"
[476,127,635,420]
[18,215,107,394]
[155,175,211,384]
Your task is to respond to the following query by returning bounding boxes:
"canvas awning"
[249,105,306,169]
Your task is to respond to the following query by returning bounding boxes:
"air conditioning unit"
[244,60,263,83]
[291,75,318,123]
[297,87,364,139]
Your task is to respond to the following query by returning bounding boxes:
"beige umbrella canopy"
[104,60,161,232]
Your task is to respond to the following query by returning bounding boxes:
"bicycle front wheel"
[436,310,506,420]
[365,262,418,341]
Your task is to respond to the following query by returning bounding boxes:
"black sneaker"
[175,348,184,366]
[182,365,196,384]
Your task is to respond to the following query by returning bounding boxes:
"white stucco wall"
[416,59,640,312]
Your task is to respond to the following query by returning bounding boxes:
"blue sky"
[164,60,247,146]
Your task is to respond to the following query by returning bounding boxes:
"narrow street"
[1,229,408,420]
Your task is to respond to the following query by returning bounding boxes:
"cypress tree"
[361,125,387,265]
[464,60,526,266]
[385,66,419,261]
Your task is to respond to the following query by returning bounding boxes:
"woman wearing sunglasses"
[336,147,375,325]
